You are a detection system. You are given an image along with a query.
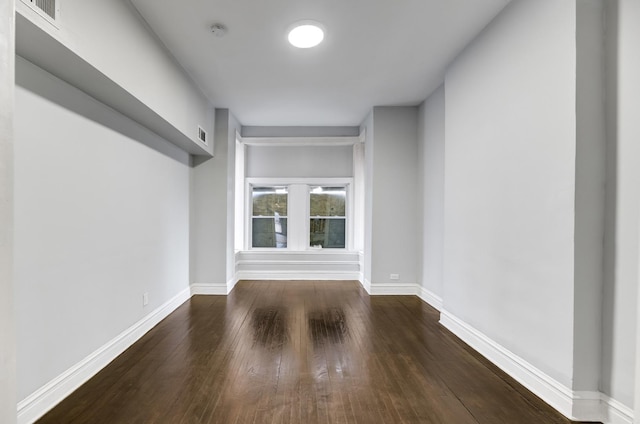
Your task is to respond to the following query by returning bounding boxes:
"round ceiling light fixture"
[288,21,325,48]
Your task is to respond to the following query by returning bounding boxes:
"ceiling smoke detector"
[210,23,228,37]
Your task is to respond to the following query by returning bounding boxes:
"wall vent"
[22,0,58,22]
[34,0,56,19]
[198,126,208,145]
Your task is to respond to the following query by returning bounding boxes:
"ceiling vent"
[198,126,208,145]
[22,0,57,22]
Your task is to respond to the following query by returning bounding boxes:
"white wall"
[191,109,240,292]
[226,115,240,286]
[417,85,445,302]
[234,137,246,252]
[246,145,353,178]
[623,0,640,417]
[242,126,358,181]
[443,0,576,388]
[352,142,365,254]
[14,58,191,401]
[573,0,606,394]
[602,0,640,410]
[0,0,16,422]
[369,107,419,287]
[360,111,374,287]
[16,0,212,151]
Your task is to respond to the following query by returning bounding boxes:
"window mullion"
[287,184,308,251]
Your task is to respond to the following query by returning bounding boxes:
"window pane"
[310,187,345,217]
[310,218,345,248]
[252,187,288,216]
[252,217,288,248]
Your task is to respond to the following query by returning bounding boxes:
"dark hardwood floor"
[39,281,594,424]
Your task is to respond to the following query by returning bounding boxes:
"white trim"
[246,177,354,186]
[234,135,246,250]
[190,283,228,295]
[367,283,419,295]
[361,278,372,294]
[572,392,633,424]
[237,259,360,266]
[601,394,634,424]
[241,136,360,147]
[358,128,366,144]
[417,286,443,311]
[17,287,191,424]
[236,270,360,281]
[439,309,575,419]
[226,275,239,293]
[571,391,603,421]
[359,281,438,297]
[438,309,636,423]
[238,249,361,257]
[354,281,443,312]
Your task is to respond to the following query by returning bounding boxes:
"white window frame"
[245,177,354,251]
[308,185,349,250]
[247,183,290,250]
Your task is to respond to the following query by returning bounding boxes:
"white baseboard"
[572,391,604,421]
[190,283,228,295]
[417,286,443,311]
[17,287,191,424]
[570,392,633,424]
[440,309,575,419]
[226,275,239,293]
[358,281,443,312]
[361,278,372,294]
[368,283,419,295]
[601,394,634,424]
[439,309,635,424]
[235,270,361,281]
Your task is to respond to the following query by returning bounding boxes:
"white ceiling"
[130,0,511,127]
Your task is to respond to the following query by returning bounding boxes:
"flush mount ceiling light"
[288,21,325,48]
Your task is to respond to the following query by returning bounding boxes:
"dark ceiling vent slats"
[32,0,56,20]
[198,126,208,145]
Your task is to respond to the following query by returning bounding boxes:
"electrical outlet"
[143,292,149,306]
[390,274,400,280]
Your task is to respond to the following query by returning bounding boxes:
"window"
[246,179,352,251]
[251,187,288,248]
[309,186,346,249]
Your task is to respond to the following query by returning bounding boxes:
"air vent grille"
[30,0,56,19]
[198,126,208,145]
